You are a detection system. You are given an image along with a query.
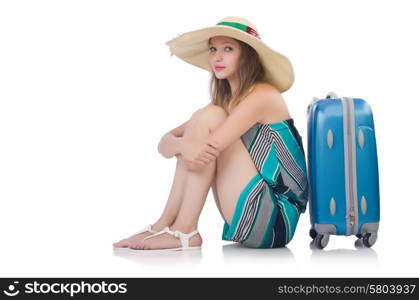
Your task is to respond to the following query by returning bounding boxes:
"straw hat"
[165,16,294,93]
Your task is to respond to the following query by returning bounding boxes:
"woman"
[113,16,309,251]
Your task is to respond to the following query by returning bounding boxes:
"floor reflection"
[222,243,296,263]
[309,240,379,265]
[112,247,203,266]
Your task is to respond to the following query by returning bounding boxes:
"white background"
[0,0,418,277]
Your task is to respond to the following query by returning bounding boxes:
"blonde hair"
[209,38,267,114]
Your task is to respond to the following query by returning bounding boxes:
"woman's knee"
[192,104,228,130]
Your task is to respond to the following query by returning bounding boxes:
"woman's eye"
[209,46,233,52]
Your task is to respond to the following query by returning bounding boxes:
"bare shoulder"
[243,82,276,103]
[252,82,283,98]
[251,82,291,123]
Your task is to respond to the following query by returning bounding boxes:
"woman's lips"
[215,66,226,71]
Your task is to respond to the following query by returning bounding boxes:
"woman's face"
[208,36,242,80]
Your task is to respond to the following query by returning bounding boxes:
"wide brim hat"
[165,16,294,93]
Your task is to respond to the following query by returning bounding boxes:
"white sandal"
[133,224,158,235]
[114,224,158,248]
[138,226,201,251]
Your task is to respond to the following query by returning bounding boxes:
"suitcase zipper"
[342,97,358,235]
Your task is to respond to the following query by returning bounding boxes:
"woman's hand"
[180,136,220,167]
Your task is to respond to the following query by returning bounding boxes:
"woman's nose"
[214,51,222,61]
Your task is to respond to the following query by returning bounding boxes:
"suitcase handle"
[307,96,319,116]
[325,92,338,99]
[307,92,339,116]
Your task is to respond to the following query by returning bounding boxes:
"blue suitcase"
[306,92,380,249]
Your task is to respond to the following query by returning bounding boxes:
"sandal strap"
[143,227,199,249]
[142,227,169,241]
[134,224,157,235]
[165,227,199,249]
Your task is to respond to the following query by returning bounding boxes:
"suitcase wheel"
[313,234,329,249]
[355,232,377,248]
[362,232,377,248]
[309,228,318,239]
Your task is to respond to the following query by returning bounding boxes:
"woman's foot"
[130,226,203,250]
[113,224,167,248]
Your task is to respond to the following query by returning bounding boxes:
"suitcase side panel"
[353,98,380,233]
[308,99,348,235]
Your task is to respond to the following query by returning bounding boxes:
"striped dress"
[222,118,309,248]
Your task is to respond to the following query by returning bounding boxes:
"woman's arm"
[157,120,189,158]
[169,120,188,137]
[205,84,274,152]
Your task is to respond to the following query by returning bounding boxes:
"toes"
[139,243,147,250]
[129,242,143,250]
[113,240,128,247]
[128,243,137,249]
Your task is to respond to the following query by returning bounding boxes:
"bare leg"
[214,137,259,225]
[136,104,228,250]
[113,153,192,248]
[113,154,190,247]
[113,112,203,248]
